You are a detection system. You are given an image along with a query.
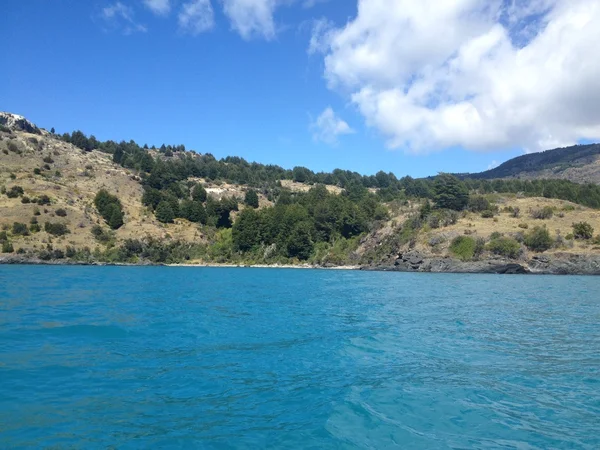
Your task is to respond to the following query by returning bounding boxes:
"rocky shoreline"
[2,253,600,274]
[362,251,600,275]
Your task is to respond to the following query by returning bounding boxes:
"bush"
[572,222,594,240]
[0,231,7,241]
[509,206,521,218]
[6,186,24,198]
[487,237,521,259]
[518,223,529,229]
[468,195,491,212]
[36,195,51,205]
[29,223,41,233]
[44,222,70,236]
[55,208,67,217]
[2,241,14,253]
[12,222,29,236]
[33,207,40,216]
[191,184,207,203]
[481,210,494,218]
[244,189,259,208]
[43,156,54,164]
[155,201,175,223]
[94,190,124,229]
[531,206,554,220]
[524,226,553,252]
[21,196,30,204]
[9,173,16,180]
[449,236,476,261]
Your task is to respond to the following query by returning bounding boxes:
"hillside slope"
[468,143,600,183]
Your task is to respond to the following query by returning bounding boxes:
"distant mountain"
[468,143,600,184]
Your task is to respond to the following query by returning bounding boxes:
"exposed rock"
[0,112,41,134]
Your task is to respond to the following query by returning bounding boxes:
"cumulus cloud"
[143,0,171,16]
[222,0,277,40]
[178,0,215,35]
[310,107,355,145]
[314,0,600,154]
[101,2,147,34]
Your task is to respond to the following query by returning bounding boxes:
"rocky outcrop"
[0,112,41,134]
[363,250,600,275]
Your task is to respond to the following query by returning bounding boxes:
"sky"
[1,0,599,178]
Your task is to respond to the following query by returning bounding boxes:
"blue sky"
[2,0,598,178]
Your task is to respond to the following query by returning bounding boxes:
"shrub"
[55,208,67,217]
[474,237,486,258]
[6,186,24,198]
[9,173,16,180]
[2,241,14,253]
[0,231,7,241]
[44,222,70,236]
[43,156,54,164]
[21,196,30,204]
[33,207,40,216]
[91,225,112,243]
[29,223,41,233]
[12,222,29,236]
[509,206,521,218]
[36,195,51,205]
[524,226,553,252]
[191,184,208,203]
[518,223,529,229]
[531,206,554,220]
[7,141,20,153]
[565,233,574,241]
[155,201,175,224]
[94,190,124,229]
[244,189,259,208]
[449,236,476,261]
[572,222,594,240]
[54,170,62,178]
[468,195,491,212]
[490,231,503,240]
[487,237,521,259]
[481,210,494,218]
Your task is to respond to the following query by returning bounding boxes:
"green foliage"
[55,208,67,217]
[2,240,14,253]
[531,206,554,219]
[91,225,113,244]
[191,184,207,202]
[232,208,261,251]
[94,189,124,229]
[12,222,29,236]
[44,222,70,236]
[487,237,521,259]
[572,222,594,240]
[180,200,207,224]
[481,210,494,218]
[434,174,469,211]
[155,201,175,223]
[244,189,259,208]
[286,222,313,260]
[6,186,24,198]
[524,226,553,252]
[21,196,30,204]
[36,195,51,205]
[468,195,491,212]
[449,236,477,261]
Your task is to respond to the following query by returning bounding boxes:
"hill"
[2,112,600,273]
[468,143,600,183]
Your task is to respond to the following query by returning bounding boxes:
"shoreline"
[1,254,600,275]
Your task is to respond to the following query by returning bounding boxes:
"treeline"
[60,130,600,209]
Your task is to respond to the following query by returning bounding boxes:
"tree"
[191,184,207,202]
[286,222,313,260]
[232,208,261,251]
[50,127,55,134]
[244,189,259,208]
[181,200,206,223]
[94,189,124,229]
[525,226,553,252]
[434,173,469,211]
[572,222,594,240]
[155,201,175,223]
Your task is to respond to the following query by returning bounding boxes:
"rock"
[0,112,41,134]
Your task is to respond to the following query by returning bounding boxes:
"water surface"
[1,266,599,448]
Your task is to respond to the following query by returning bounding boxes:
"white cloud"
[101,2,147,34]
[222,0,277,40]
[315,0,600,154]
[310,107,355,145]
[487,160,499,170]
[143,0,171,16]
[179,0,215,35]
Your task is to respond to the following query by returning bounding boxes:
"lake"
[1,266,599,448]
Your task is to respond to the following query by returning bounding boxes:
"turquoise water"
[1,267,599,449]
